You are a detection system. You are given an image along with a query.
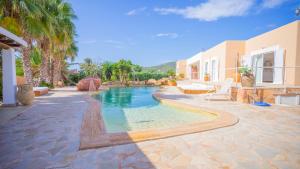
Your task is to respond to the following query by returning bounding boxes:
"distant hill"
[143,61,176,73]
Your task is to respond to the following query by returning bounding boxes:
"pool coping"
[79,91,239,150]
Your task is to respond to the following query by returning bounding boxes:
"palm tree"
[102,62,113,81]
[0,0,77,86]
[49,0,77,86]
[35,0,76,85]
[0,0,46,84]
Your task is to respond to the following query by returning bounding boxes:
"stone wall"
[231,87,300,104]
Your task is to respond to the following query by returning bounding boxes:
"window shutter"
[274,48,284,84]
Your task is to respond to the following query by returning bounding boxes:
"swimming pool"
[94,87,217,132]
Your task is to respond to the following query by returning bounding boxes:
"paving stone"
[0,87,299,169]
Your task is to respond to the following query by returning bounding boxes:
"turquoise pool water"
[94,87,216,132]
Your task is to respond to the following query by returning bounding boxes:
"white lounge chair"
[205,78,233,101]
[177,83,215,94]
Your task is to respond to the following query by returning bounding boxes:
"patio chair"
[205,78,233,101]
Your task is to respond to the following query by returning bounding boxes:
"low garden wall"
[231,86,300,104]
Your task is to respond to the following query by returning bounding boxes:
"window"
[211,59,218,82]
[202,61,209,80]
[252,52,275,83]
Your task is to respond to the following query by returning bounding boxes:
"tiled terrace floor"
[0,87,299,169]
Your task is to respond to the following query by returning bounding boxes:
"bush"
[134,72,168,81]
[68,72,85,83]
[39,81,54,89]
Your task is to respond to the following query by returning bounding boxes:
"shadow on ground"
[0,90,157,169]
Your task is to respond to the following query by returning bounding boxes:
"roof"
[0,27,27,49]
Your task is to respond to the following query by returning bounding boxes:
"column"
[2,48,17,106]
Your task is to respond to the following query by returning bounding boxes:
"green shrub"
[39,81,54,89]
[67,71,85,84]
[135,72,168,81]
[239,66,252,76]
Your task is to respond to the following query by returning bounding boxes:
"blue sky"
[68,0,299,67]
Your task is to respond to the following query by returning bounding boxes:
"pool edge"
[79,91,239,150]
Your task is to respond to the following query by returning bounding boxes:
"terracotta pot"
[168,81,177,86]
[241,74,254,87]
[204,74,210,81]
[17,84,34,105]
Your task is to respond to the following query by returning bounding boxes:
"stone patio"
[0,87,299,169]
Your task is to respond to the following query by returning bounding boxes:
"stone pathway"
[0,87,300,169]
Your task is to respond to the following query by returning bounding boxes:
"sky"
[68,0,299,67]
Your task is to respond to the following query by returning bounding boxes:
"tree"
[167,69,175,77]
[40,0,77,86]
[0,0,46,84]
[0,0,77,86]
[101,62,113,81]
[132,64,142,72]
[115,59,133,84]
[80,58,101,77]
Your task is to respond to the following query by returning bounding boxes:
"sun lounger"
[33,87,49,96]
[178,83,215,94]
[205,78,233,101]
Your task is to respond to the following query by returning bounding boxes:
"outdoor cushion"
[33,87,49,96]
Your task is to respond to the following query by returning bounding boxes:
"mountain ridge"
[142,61,176,73]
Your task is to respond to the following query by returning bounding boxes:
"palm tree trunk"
[52,58,62,86]
[40,40,50,83]
[22,37,33,84]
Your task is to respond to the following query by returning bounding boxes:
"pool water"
[94,87,216,132]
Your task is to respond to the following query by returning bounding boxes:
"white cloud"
[261,0,289,8]
[154,0,255,21]
[126,7,147,16]
[103,40,125,49]
[156,33,179,39]
[80,40,97,44]
[104,40,123,45]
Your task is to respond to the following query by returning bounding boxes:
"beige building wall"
[201,42,226,81]
[200,41,245,82]
[180,20,300,85]
[225,41,245,81]
[244,20,300,85]
[295,21,300,85]
[176,60,187,78]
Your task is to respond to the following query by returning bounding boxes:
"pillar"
[2,48,17,106]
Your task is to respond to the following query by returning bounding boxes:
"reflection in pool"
[94,87,216,132]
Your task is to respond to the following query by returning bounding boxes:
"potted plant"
[239,67,255,87]
[168,79,177,86]
[17,84,34,105]
[204,73,210,81]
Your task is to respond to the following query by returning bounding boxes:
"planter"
[204,74,210,81]
[17,84,34,105]
[241,75,254,87]
[168,81,177,86]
